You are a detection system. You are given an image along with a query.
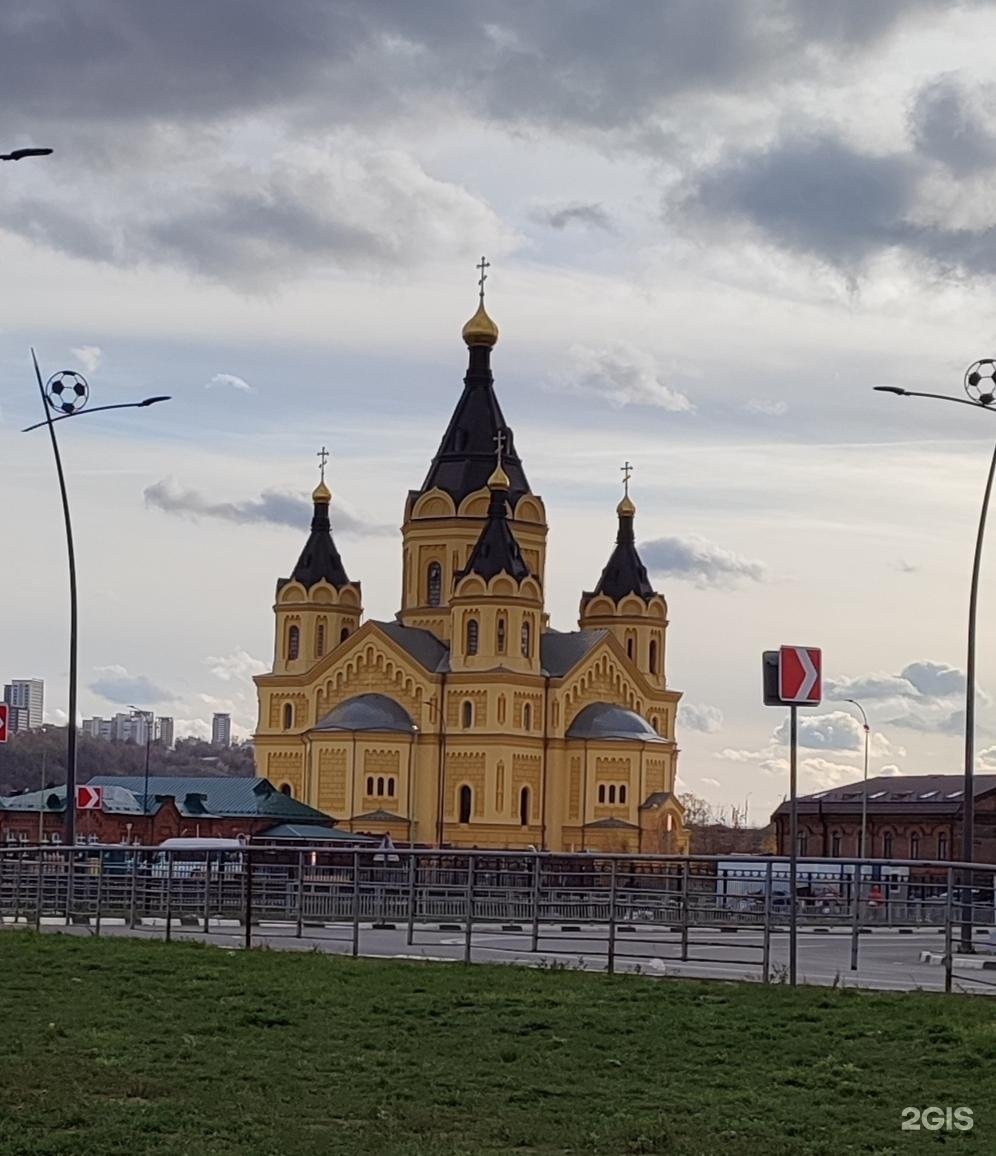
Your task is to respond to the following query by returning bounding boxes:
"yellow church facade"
[253,285,688,853]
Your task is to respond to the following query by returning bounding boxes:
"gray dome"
[315,694,414,733]
[566,702,667,743]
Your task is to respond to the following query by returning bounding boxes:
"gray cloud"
[901,660,966,698]
[90,665,177,706]
[678,702,724,734]
[144,479,391,536]
[640,535,765,588]
[773,711,863,752]
[531,203,614,232]
[560,343,693,411]
[910,74,996,175]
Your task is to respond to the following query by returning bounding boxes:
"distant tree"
[678,791,715,827]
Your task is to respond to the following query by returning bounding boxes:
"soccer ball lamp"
[965,359,996,406]
[45,370,90,416]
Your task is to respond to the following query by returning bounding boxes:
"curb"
[918,950,996,970]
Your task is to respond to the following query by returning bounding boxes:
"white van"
[151,837,245,877]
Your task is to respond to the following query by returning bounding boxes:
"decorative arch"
[465,616,479,656]
[412,488,456,519]
[458,784,473,824]
[519,786,530,827]
[427,561,442,607]
[287,625,300,661]
[282,702,294,730]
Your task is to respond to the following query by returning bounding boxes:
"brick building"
[772,774,996,863]
[0,775,333,845]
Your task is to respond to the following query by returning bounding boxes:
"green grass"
[0,935,992,1155]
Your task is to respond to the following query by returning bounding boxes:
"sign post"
[763,645,822,987]
[0,703,8,744]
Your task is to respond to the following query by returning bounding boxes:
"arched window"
[377,776,385,797]
[279,782,293,797]
[340,626,350,643]
[619,784,627,805]
[608,785,616,804]
[366,776,374,796]
[938,833,949,859]
[831,832,841,857]
[427,562,442,607]
[466,618,479,656]
[798,832,808,857]
[882,832,893,858]
[496,614,507,653]
[666,813,673,832]
[910,832,920,859]
[519,786,530,827]
[521,619,531,657]
[315,622,326,658]
[287,625,300,660]
[282,702,294,730]
[459,784,472,824]
[626,636,634,660]
[462,700,474,728]
[387,777,395,797]
[649,639,658,675]
[598,784,606,803]
[523,703,531,731]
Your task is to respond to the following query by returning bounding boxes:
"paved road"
[5,917,994,994]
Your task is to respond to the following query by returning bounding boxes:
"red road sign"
[778,646,822,705]
[76,785,103,810]
[0,704,7,744]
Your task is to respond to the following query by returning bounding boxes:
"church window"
[282,702,294,730]
[519,787,530,827]
[377,776,385,797]
[461,700,474,728]
[626,636,634,660]
[496,614,507,653]
[387,777,396,797]
[315,622,326,658]
[521,620,531,657]
[427,562,442,607]
[666,813,673,832]
[466,618,479,655]
[523,703,531,731]
[608,785,616,804]
[649,640,658,675]
[598,784,606,804]
[366,776,374,796]
[279,783,293,797]
[459,785,472,824]
[340,626,350,643]
[619,784,627,805]
[287,625,300,660]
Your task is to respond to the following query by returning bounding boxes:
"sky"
[6,2,996,822]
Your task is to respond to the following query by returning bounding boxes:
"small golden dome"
[312,479,332,503]
[617,494,636,516]
[488,463,510,490]
[462,300,499,347]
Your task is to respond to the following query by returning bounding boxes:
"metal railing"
[0,846,992,991]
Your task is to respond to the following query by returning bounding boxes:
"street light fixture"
[24,349,171,846]
[128,706,155,833]
[874,358,996,952]
[1,147,53,162]
[843,699,871,859]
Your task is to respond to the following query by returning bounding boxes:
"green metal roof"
[257,823,377,843]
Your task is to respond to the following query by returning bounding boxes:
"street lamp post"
[874,359,996,952]
[25,351,170,845]
[843,699,870,859]
[129,706,154,833]
[1,147,53,162]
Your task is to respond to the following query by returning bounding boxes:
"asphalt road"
[5,917,994,994]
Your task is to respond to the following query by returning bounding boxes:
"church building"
[253,273,688,853]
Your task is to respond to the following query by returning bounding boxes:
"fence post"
[530,853,541,953]
[295,850,305,939]
[607,858,618,975]
[406,853,417,946]
[243,849,253,951]
[94,851,103,937]
[128,852,139,929]
[849,860,862,972]
[12,850,23,924]
[680,860,690,962]
[164,851,174,943]
[201,851,213,934]
[762,860,772,983]
[35,848,44,932]
[464,854,475,965]
[351,849,361,958]
[944,866,954,995]
[64,848,75,927]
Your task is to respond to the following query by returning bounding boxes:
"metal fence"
[1,846,992,991]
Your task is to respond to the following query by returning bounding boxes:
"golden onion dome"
[312,479,332,503]
[616,494,636,516]
[462,299,499,347]
[487,462,511,490]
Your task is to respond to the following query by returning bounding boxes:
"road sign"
[76,785,102,810]
[778,645,822,705]
[0,704,7,744]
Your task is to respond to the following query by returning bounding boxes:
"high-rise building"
[212,713,232,748]
[3,679,44,730]
[155,716,174,749]
[6,705,31,734]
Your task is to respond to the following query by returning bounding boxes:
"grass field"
[0,933,992,1155]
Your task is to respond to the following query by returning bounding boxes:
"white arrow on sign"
[779,645,822,704]
[795,648,818,701]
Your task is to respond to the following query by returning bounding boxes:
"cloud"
[143,479,391,537]
[207,373,253,392]
[530,202,614,232]
[89,665,178,706]
[773,711,865,752]
[799,757,862,789]
[700,777,721,789]
[205,649,268,683]
[900,660,966,698]
[742,398,788,417]
[909,74,996,176]
[559,344,694,411]
[678,702,724,734]
[827,660,975,737]
[640,535,765,588]
[70,345,102,374]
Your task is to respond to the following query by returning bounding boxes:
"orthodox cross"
[494,429,507,470]
[476,255,490,302]
[621,459,633,498]
[317,445,329,483]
